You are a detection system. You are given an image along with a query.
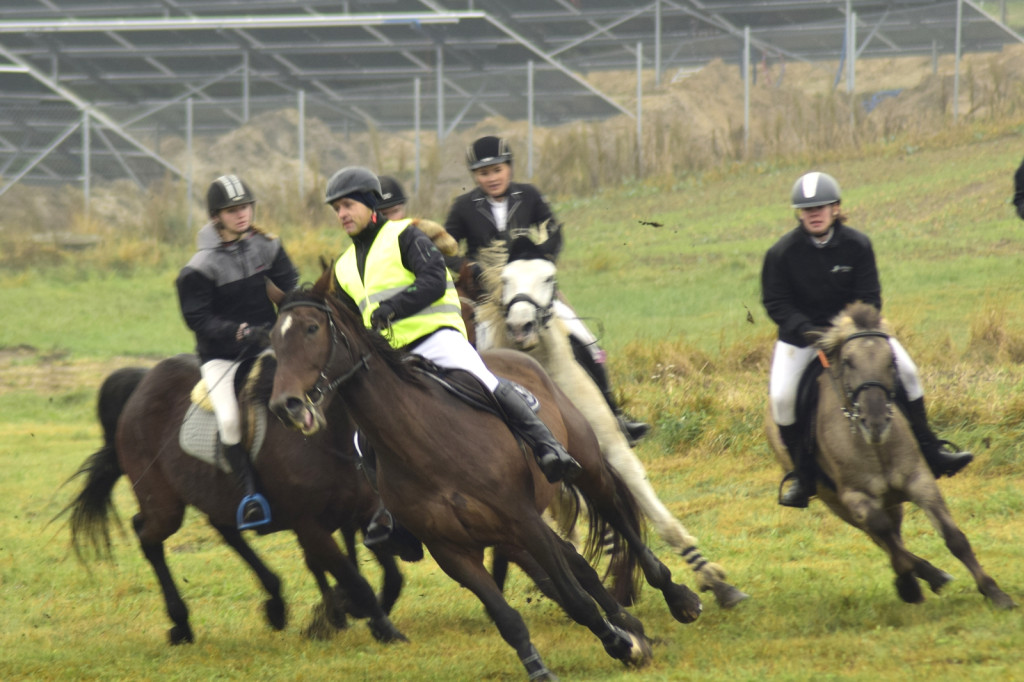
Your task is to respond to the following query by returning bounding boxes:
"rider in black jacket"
[762,171,972,508]
[176,175,298,527]
[444,136,649,444]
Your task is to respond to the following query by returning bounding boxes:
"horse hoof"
[609,610,646,639]
[987,589,1017,610]
[622,633,653,668]
[368,616,408,643]
[667,584,703,623]
[711,584,750,609]
[894,574,924,604]
[168,625,194,645]
[265,597,287,630]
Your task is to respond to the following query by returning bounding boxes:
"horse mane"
[280,271,423,386]
[818,301,891,354]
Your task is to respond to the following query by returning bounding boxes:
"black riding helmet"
[377,175,407,210]
[207,174,255,217]
[791,172,841,208]
[325,166,382,206]
[466,136,513,170]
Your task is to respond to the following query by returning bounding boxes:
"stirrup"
[237,493,271,529]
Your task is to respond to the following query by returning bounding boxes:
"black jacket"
[1013,156,1024,220]
[443,181,563,273]
[761,221,881,347]
[176,223,298,362]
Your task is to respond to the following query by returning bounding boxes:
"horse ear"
[312,263,333,299]
[266,277,286,306]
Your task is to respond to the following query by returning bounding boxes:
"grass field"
[2,124,1024,680]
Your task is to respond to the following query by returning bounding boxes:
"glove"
[237,323,271,350]
[370,304,395,332]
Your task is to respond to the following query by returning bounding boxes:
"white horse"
[471,235,749,609]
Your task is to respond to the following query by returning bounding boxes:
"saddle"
[353,355,540,488]
[179,354,270,472]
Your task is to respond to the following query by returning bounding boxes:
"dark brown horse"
[267,270,703,680]
[62,354,409,645]
[768,302,1015,609]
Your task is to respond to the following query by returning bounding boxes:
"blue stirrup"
[237,493,272,530]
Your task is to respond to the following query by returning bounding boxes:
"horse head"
[268,267,369,436]
[818,302,897,446]
[493,233,559,350]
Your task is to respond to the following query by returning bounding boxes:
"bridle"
[819,329,897,431]
[278,299,370,406]
[503,264,556,329]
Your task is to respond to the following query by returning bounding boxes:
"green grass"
[3,125,1024,680]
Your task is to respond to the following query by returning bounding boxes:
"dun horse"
[267,270,704,680]
[471,234,748,609]
[767,302,1015,609]
[61,355,408,644]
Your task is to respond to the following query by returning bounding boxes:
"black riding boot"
[222,442,270,528]
[904,397,973,478]
[493,379,582,483]
[778,423,815,508]
[570,337,650,445]
[357,438,423,561]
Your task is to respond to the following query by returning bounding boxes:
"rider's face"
[331,197,373,236]
[472,162,512,198]
[215,203,253,240]
[798,203,839,239]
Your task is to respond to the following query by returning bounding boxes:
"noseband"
[278,299,370,406]
[824,329,897,430]
[505,290,555,328]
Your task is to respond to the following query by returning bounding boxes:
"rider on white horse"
[444,135,650,444]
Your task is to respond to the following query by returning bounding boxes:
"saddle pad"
[179,402,268,472]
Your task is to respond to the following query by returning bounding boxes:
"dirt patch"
[0,347,159,397]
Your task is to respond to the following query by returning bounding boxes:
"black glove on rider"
[370,303,395,331]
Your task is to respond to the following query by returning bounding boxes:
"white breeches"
[769,338,922,426]
[414,328,500,392]
[201,358,243,445]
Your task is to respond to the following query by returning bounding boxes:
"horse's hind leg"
[133,513,193,644]
[910,480,1017,609]
[576,471,703,624]
[211,523,286,630]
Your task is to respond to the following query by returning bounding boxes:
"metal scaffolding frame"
[0,1,1018,191]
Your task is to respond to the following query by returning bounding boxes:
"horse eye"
[306,323,319,335]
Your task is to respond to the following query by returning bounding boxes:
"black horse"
[61,355,407,644]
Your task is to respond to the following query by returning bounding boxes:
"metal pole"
[955,0,963,122]
[297,90,305,199]
[242,51,250,123]
[847,12,856,94]
[743,26,750,158]
[82,110,90,216]
[655,0,662,88]
[187,97,194,232]
[436,44,444,141]
[636,41,643,177]
[414,77,421,197]
[527,60,534,180]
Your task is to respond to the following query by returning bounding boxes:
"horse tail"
[60,366,149,561]
[578,468,645,606]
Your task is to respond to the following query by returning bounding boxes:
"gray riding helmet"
[791,172,841,208]
[324,166,382,205]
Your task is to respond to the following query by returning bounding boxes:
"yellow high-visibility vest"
[335,218,466,348]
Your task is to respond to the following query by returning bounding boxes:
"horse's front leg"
[427,541,560,681]
[907,478,1017,609]
[840,489,923,603]
[291,519,408,642]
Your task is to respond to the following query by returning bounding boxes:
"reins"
[818,329,896,431]
[278,299,370,405]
